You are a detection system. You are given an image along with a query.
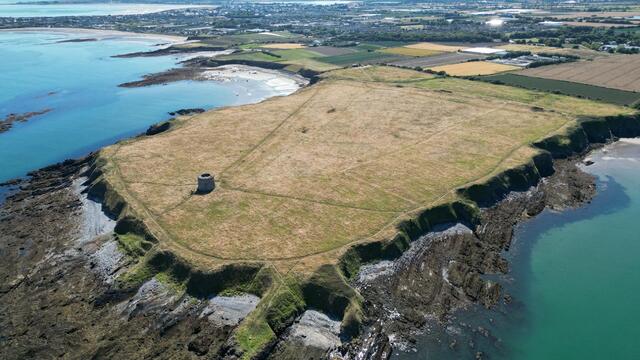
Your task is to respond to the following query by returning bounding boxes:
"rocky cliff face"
[0,158,343,360]
[0,114,638,360]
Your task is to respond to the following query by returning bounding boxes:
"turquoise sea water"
[0,30,276,184]
[493,141,640,359]
[395,140,640,359]
[0,3,212,17]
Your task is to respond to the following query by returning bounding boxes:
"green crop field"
[219,51,282,62]
[479,73,640,107]
[270,48,324,61]
[318,51,405,66]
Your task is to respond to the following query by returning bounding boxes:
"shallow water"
[394,140,640,359]
[0,3,212,17]
[0,30,281,183]
[494,141,640,359]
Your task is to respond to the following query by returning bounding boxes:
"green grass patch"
[235,318,275,360]
[479,73,640,106]
[155,271,187,293]
[238,43,262,50]
[232,269,305,358]
[354,43,385,51]
[219,51,282,62]
[318,51,404,66]
[117,257,156,287]
[116,233,153,258]
[271,48,324,61]
[281,58,341,72]
[362,41,412,48]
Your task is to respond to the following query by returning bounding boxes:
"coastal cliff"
[2,111,638,359]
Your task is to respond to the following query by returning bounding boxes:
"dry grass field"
[405,42,464,52]
[495,44,605,59]
[99,66,629,274]
[390,52,487,68]
[545,11,640,19]
[519,54,640,92]
[321,65,434,82]
[380,47,443,57]
[430,61,520,76]
[563,21,637,28]
[260,43,306,49]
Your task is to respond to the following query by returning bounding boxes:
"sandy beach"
[200,64,309,95]
[0,27,187,43]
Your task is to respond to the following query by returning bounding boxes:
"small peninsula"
[84,66,635,358]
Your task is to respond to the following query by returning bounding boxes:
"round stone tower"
[197,173,215,194]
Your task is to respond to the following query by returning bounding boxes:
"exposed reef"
[169,108,205,116]
[113,44,228,58]
[118,67,203,88]
[0,108,52,134]
[56,37,98,43]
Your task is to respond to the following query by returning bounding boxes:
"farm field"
[269,48,323,61]
[198,31,304,47]
[495,44,605,59]
[281,58,341,72]
[544,11,640,18]
[260,43,306,49]
[218,51,281,62]
[390,52,487,68]
[480,73,640,106]
[563,21,638,28]
[380,46,442,57]
[218,48,337,71]
[404,42,464,52]
[519,54,640,92]
[99,66,629,272]
[320,65,434,82]
[309,46,357,56]
[317,51,405,66]
[430,61,519,76]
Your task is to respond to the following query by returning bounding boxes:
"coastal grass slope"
[90,66,633,357]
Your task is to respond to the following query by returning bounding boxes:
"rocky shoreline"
[0,146,607,360]
[0,108,52,134]
[118,61,311,93]
[1,108,639,359]
[113,45,228,58]
[0,156,335,359]
[334,155,597,359]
